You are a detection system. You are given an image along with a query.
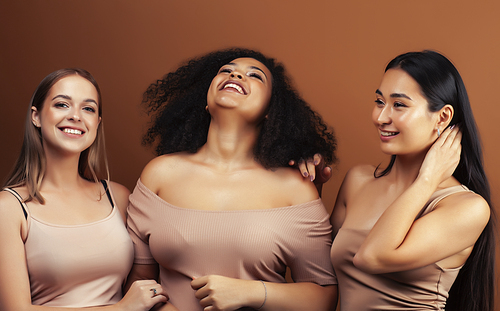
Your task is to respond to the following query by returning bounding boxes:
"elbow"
[353,249,386,274]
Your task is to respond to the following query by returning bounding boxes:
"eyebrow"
[52,94,98,105]
[375,89,412,100]
[227,62,268,79]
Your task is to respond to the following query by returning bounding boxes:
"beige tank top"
[4,182,134,307]
[330,185,470,310]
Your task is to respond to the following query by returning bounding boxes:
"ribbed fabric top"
[127,178,336,311]
[330,185,470,310]
[3,187,134,307]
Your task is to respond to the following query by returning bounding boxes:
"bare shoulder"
[107,181,131,219]
[437,190,491,228]
[342,165,376,195]
[272,167,319,203]
[0,189,26,229]
[140,153,189,190]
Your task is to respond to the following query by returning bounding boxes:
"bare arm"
[191,276,337,311]
[354,127,490,273]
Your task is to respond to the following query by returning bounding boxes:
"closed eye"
[249,72,263,81]
[219,68,232,74]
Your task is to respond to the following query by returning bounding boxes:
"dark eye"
[374,99,384,106]
[54,102,68,108]
[394,101,407,108]
[249,72,263,81]
[83,106,96,113]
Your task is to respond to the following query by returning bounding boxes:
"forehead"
[379,69,422,95]
[48,75,98,101]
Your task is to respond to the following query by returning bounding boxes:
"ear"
[436,104,454,130]
[31,106,40,127]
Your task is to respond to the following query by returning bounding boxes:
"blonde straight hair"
[3,68,109,204]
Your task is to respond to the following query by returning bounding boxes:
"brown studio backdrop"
[1,0,499,308]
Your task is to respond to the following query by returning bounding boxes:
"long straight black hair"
[376,50,495,311]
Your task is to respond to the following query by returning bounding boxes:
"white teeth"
[381,131,398,137]
[63,128,83,135]
[223,83,244,94]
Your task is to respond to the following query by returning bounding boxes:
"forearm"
[252,282,337,311]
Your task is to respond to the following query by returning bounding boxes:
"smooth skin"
[125,58,337,311]
[0,75,167,311]
[331,69,489,275]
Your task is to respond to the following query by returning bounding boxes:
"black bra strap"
[100,180,114,208]
[3,188,28,219]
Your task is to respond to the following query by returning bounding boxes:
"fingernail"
[310,175,314,182]
[303,172,309,177]
[450,124,455,130]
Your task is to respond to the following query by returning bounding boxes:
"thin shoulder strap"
[3,188,28,219]
[100,180,115,208]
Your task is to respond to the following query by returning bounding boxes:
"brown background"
[1,0,499,307]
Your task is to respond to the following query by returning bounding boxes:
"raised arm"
[354,127,490,274]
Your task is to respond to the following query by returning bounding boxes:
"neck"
[390,150,428,188]
[198,115,261,171]
[41,148,86,190]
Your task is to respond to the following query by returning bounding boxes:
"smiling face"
[372,68,440,156]
[32,75,101,156]
[207,57,272,124]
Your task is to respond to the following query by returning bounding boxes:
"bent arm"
[354,128,490,273]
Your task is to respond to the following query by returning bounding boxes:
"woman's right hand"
[117,280,167,311]
[289,153,332,196]
[418,125,462,188]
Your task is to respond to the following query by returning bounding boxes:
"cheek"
[206,80,218,104]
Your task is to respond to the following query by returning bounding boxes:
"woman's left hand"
[419,125,462,187]
[191,275,263,311]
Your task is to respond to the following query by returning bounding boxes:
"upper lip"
[220,80,247,95]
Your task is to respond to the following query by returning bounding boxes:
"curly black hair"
[143,48,337,169]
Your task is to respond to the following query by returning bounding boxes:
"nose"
[375,105,392,125]
[68,107,82,122]
[230,72,243,80]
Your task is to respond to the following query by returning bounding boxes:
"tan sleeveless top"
[4,183,134,307]
[330,185,470,310]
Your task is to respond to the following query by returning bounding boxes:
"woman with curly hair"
[126,48,338,311]
[329,50,495,310]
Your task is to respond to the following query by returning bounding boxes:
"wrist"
[247,280,267,309]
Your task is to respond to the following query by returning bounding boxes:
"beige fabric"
[8,188,134,307]
[127,178,336,311]
[331,185,470,310]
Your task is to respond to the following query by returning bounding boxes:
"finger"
[318,166,332,183]
[191,278,206,290]
[297,159,309,178]
[313,153,323,166]
[152,293,168,304]
[306,159,316,181]
[442,126,460,147]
